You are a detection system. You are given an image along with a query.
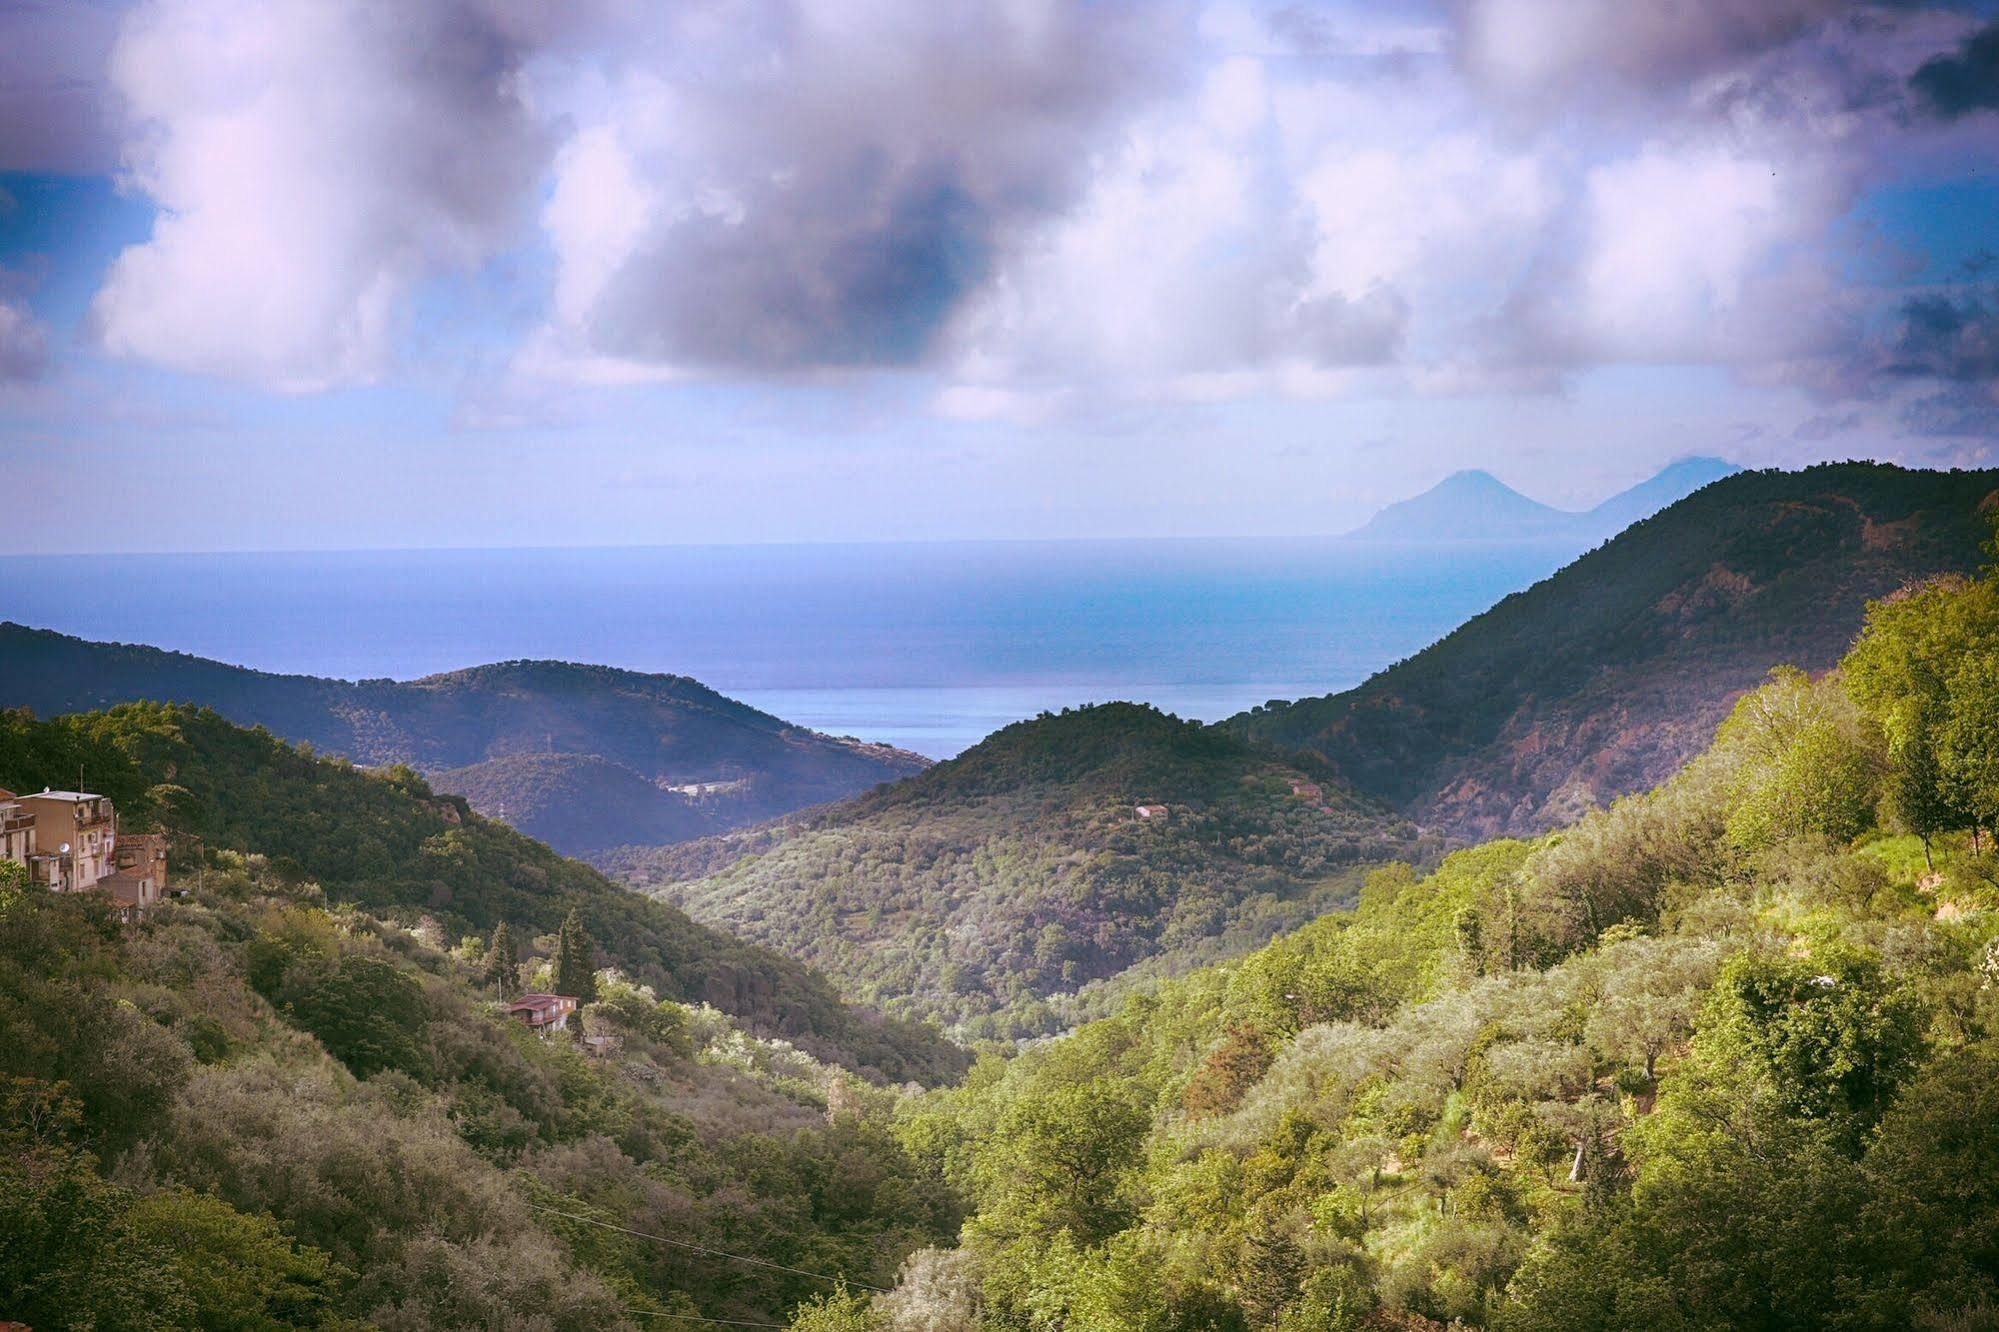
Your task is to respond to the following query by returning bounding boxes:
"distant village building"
[20,790,116,893]
[5,787,169,918]
[0,790,37,869]
[1135,804,1169,820]
[101,832,170,917]
[506,993,579,1034]
[1288,780,1323,801]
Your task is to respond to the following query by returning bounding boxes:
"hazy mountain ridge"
[1346,456,1740,543]
[0,627,929,853]
[614,702,1425,1040]
[1237,461,1999,838]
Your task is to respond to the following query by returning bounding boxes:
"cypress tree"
[553,909,598,1004]
[485,921,519,1000]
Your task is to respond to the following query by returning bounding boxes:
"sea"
[0,539,1578,758]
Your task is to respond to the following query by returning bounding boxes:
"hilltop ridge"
[0,626,928,854]
[616,701,1422,1039]
[1240,461,1999,837]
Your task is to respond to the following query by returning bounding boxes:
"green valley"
[616,703,1423,1040]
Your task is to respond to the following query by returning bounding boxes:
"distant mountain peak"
[1347,468,1568,542]
[1346,457,1741,544]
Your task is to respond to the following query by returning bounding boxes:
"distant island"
[1346,456,1740,544]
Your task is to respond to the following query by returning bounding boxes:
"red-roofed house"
[506,993,579,1034]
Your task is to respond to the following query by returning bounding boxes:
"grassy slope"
[616,703,1423,1038]
[0,702,966,1085]
[1228,462,1999,838]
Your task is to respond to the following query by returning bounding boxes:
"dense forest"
[804,532,1999,1329]
[1229,463,1999,838]
[0,628,929,853]
[616,704,1423,1039]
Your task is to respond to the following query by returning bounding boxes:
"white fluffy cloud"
[67,0,1999,431]
[528,0,1187,379]
[92,0,563,390]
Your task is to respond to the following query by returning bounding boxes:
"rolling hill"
[0,701,965,1085]
[0,627,928,854]
[1235,461,1999,838]
[612,702,1424,1039]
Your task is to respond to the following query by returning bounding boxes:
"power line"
[623,1310,785,1328]
[522,1201,892,1295]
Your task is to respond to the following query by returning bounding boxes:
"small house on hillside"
[507,993,579,1034]
[101,832,169,918]
[1289,780,1323,801]
[1135,804,1168,820]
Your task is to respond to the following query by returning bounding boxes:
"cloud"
[0,294,49,382]
[1900,385,1999,437]
[1910,19,1999,119]
[61,0,1999,434]
[1452,0,1845,105]
[1793,409,1862,441]
[536,1,1189,377]
[0,0,124,172]
[1886,287,1999,384]
[91,0,566,389]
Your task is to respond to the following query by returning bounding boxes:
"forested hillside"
[0,704,963,1085]
[0,858,960,1328]
[0,629,928,853]
[804,527,1999,1331]
[617,704,1423,1039]
[1230,462,1999,839]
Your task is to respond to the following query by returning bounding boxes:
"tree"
[1183,1024,1274,1117]
[553,908,598,1004]
[1714,667,1881,852]
[788,1283,882,1332]
[973,1081,1149,1246]
[279,954,432,1080]
[1237,1214,1306,1326]
[1696,949,1927,1142]
[485,920,520,1000]
[124,1189,341,1329]
[1846,564,1999,846]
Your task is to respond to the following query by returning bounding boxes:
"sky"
[0,0,1997,554]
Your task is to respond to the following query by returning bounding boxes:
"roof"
[507,992,578,1012]
[25,790,106,802]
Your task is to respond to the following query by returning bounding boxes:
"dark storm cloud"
[1910,19,1999,117]
[1450,0,1848,104]
[1901,386,1999,436]
[1887,288,1999,383]
[592,159,998,371]
[571,2,1190,374]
